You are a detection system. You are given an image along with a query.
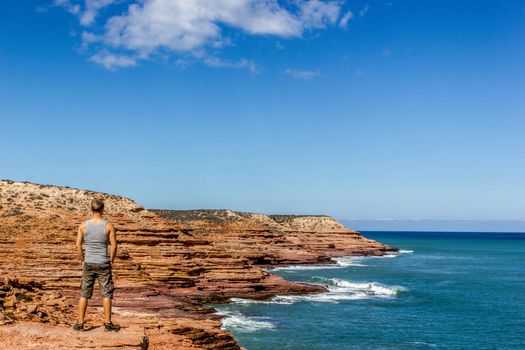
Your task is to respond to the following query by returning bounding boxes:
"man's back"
[84,219,109,264]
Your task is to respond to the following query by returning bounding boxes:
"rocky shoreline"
[0,180,397,349]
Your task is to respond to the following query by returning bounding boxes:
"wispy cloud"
[54,0,115,24]
[55,0,348,70]
[339,11,354,28]
[284,68,321,80]
[80,0,116,26]
[204,57,259,74]
[89,52,136,69]
[298,0,341,29]
[53,0,80,15]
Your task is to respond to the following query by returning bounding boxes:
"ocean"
[213,231,525,350]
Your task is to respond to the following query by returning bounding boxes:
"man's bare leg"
[103,297,112,323]
[78,297,88,324]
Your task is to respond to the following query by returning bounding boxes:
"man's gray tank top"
[84,219,110,264]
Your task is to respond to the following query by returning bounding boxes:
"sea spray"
[230,277,407,305]
[216,309,275,332]
[332,256,367,267]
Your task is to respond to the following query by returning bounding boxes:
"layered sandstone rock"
[0,180,397,349]
[153,209,397,266]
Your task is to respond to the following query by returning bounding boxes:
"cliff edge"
[0,180,397,349]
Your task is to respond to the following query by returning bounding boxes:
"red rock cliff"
[0,180,397,349]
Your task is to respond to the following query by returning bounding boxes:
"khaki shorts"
[80,263,114,299]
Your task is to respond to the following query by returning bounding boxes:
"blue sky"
[1,1,524,226]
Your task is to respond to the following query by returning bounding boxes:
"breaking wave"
[332,256,367,267]
[372,253,398,258]
[267,264,343,271]
[230,277,407,305]
[267,250,415,272]
[216,310,275,332]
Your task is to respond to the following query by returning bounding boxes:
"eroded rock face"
[0,275,74,327]
[153,209,398,266]
[0,180,397,349]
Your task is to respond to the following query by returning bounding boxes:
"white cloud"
[80,0,116,26]
[297,0,341,29]
[284,68,320,80]
[54,0,80,15]
[58,0,346,69]
[101,0,309,56]
[82,31,99,44]
[338,10,353,27]
[204,57,259,73]
[54,0,115,25]
[89,52,137,69]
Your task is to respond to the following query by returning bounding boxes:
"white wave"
[405,341,437,348]
[267,256,369,271]
[266,250,414,272]
[216,310,275,331]
[329,278,406,296]
[229,297,292,305]
[230,278,407,305]
[332,256,367,267]
[335,253,402,264]
[267,264,342,271]
[229,297,257,304]
[372,253,398,258]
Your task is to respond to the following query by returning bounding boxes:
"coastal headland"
[0,179,397,349]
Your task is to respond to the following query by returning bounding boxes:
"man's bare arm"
[108,223,117,265]
[76,222,85,263]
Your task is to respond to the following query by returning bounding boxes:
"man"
[73,198,120,332]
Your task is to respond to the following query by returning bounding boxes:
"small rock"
[28,303,40,314]
[3,295,16,309]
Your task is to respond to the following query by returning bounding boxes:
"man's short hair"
[91,198,105,213]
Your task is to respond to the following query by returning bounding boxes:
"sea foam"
[267,256,368,271]
[267,264,343,272]
[268,250,415,272]
[216,310,275,331]
[332,256,367,267]
[231,277,407,305]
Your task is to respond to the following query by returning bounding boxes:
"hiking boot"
[73,323,84,332]
[104,322,121,332]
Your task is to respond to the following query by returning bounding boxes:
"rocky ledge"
[0,180,397,349]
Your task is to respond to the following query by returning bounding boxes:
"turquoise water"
[213,231,525,350]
